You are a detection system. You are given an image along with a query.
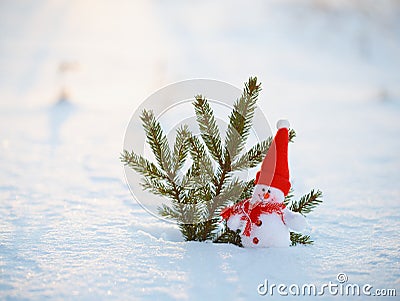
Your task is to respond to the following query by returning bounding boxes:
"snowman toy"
[221,120,307,247]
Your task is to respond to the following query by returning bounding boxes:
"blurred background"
[1,0,399,108]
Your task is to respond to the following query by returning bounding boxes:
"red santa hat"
[254,119,291,196]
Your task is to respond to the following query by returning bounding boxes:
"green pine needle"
[158,204,180,219]
[193,95,223,166]
[224,77,261,163]
[289,129,296,142]
[172,125,191,175]
[214,227,243,247]
[187,134,214,182]
[290,232,314,246]
[290,189,323,215]
[238,179,255,201]
[120,150,168,181]
[210,178,247,216]
[284,188,295,206]
[141,177,175,199]
[140,109,172,175]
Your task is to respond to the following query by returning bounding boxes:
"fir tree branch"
[140,109,172,175]
[214,165,231,196]
[180,165,201,188]
[179,203,201,224]
[195,219,219,241]
[120,150,168,181]
[183,183,212,222]
[289,129,296,142]
[224,77,261,163]
[179,223,198,241]
[284,188,295,206]
[193,95,223,166]
[290,232,313,245]
[172,125,190,175]
[159,197,202,231]
[231,137,272,171]
[158,204,180,219]
[214,227,243,247]
[209,178,246,218]
[201,78,262,235]
[141,177,176,199]
[187,134,214,182]
[140,116,188,207]
[238,178,255,201]
[290,189,323,215]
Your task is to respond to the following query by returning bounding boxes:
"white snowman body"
[241,210,291,248]
[226,184,307,248]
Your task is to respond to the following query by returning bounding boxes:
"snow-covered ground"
[1,0,399,300]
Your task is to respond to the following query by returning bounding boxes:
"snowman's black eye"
[262,188,265,192]
[267,189,271,193]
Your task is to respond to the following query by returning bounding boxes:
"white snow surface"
[1,0,400,300]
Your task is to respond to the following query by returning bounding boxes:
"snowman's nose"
[264,193,270,199]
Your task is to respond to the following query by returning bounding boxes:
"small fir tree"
[121,77,322,246]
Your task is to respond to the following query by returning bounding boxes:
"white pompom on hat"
[277,119,290,129]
